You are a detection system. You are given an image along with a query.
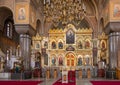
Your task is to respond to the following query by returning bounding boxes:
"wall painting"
[15,3,29,24]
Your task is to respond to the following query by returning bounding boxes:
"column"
[109,32,120,69]
[20,34,31,71]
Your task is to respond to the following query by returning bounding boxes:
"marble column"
[20,34,31,71]
[109,32,120,69]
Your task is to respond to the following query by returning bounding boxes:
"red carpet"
[53,71,76,85]
[91,81,120,85]
[0,80,43,85]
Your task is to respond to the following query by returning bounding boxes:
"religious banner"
[62,70,68,83]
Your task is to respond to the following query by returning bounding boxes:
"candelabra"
[44,0,86,26]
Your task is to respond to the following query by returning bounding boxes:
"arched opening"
[0,7,13,31]
[3,16,14,39]
[36,19,41,35]
[0,7,19,53]
[65,52,76,67]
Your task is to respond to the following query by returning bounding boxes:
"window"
[6,22,13,38]
[4,21,13,39]
[7,23,10,37]
[6,49,10,61]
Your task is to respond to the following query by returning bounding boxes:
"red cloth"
[0,81,43,85]
[33,68,41,77]
[53,71,76,85]
[91,81,120,85]
[68,71,75,78]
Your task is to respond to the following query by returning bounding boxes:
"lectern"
[62,70,68,83]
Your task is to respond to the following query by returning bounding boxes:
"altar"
[47,24,93,68]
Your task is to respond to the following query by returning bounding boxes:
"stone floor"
[31,78,111,85]
[38,77,120,85]
[33,78,92,85]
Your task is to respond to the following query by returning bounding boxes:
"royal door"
[65,53,76,66]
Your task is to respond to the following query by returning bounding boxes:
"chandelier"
[44,0,86,26]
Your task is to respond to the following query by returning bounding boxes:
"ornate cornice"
[77,28,93,34]
[32,33,42,41]
[49,28,93,34]
[49,29,64,34]
[98,32,108,39]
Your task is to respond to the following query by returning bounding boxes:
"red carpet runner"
[0,80,43,85]
[91,81,120,85]
[53,71,76,85]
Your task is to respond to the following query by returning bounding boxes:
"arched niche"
[58,40,64,49]
[58,54,64,66]
[36,19,41,34]
[50,54,57,66]
[51,41,57,49]
[77,55,83,66]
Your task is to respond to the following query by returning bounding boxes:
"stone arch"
[0,6,18,54]
[0,6,13,31]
